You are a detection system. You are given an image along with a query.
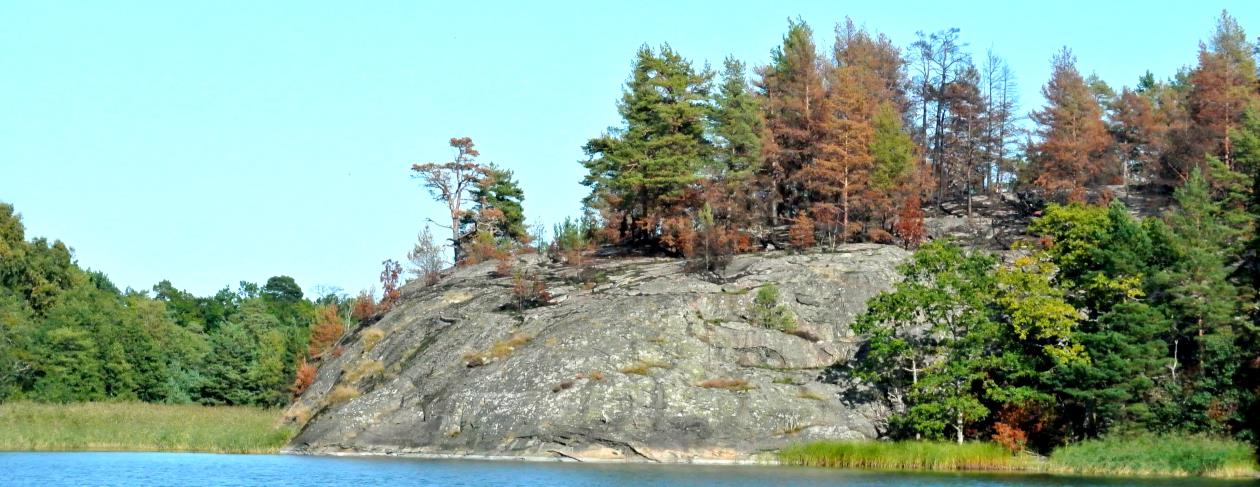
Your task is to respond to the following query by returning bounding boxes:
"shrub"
[549,216,593,265]
[461,230,511,266]
[893,195,926,249]
[379,259,403,307]
[866,227,894,244]
[407,226,445,285]
[509,270,551,311]
[493,257,513,277]
[350,291,377,323]
[750,284,797,331]
[684,203,736,274]
[660,216,696,257]
[991,422,1027,454]
[289,359,317,396]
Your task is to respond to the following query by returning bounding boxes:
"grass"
[463,331,533,367]
[361,327,385,352]
[697,377,756,391]
[327,385,360,404]
[343,359,384,384]
[619,359,672,375]
[0,401,293,454]
[780,435,1260,479]
[779,440,1027,472]
[1048,433,1259,478]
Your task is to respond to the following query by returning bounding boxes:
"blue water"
[0,452,1252,486]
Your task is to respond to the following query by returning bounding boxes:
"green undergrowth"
[0,401,294,454]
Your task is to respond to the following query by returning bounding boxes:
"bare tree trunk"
[956,412,964,444]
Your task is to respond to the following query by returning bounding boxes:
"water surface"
[1,452,1252,486]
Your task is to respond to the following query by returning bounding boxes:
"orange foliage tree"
[350,290,377,322]
[788,213,816,249]
[1027,48,1111,198]
[307,304,344,358]
[379,259,402,308]
[290,358,317,396]
[893,194,926,248]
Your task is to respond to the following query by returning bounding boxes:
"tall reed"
[0,401,293,454]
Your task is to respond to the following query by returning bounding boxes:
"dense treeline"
[562,10,1260,451]
[0,203,361,407]
[572,11,1260,256]
[853,168,1258,450]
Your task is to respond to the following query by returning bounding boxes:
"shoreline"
[282,447,778,466]
[283,445,1260,480]
[284,446,1260,480]
[6,447,1257,480]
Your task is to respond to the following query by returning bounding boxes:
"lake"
[0,452,1252,486]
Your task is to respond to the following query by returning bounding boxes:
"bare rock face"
[285,244,908,462]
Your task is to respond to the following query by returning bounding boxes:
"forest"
[410,10,1260,452]
[1,9,1258,459]
[0,201,384,407]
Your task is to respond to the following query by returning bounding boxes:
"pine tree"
[412,137,488,263]
[758,20,826,222]
[833,17,906,111]
[1027,48,1112,199]
[1182,11,1258,174]
[710,58,764,179]
[469,164,527,243]
[803,65,876,243]
[1152,168,1246,434]
[707,57,765,233]
[581,44,712,245]
[868,102,918,226]
[1110,88,1165,197]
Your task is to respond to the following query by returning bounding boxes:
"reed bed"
[778,440,1029,472]
[1048,433,1258,478]
[780,435,1259,479]
[0,401,293,454]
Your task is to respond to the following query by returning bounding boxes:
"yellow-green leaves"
[996,254,1085,364]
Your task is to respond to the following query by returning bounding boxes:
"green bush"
[750,284,797,331]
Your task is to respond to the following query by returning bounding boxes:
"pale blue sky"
[1,1,1256,296]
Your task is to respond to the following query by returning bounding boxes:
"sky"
[1,1,1257,297]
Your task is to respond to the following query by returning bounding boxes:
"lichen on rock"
[285,244,908,462]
